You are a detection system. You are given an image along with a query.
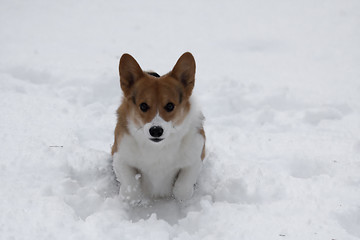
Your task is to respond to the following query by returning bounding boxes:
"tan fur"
[112,52,205,157]
[111,102,129,155]
[127,75,189,126]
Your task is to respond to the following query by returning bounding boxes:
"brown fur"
[128,75,189,125]
[111,103,129,155]
[111,52,205,158]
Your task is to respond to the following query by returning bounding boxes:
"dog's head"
[119,52,196,144]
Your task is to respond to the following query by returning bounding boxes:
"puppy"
[112,52,205,203]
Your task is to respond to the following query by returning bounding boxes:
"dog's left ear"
[171,52,196,99]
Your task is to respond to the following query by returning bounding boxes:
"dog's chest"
[127,141,184,197]
[132,143,182,171]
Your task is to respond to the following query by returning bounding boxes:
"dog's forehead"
[135,77,182,103]
[158,81,181,99]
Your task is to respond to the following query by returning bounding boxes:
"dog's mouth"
[150,138,164,143]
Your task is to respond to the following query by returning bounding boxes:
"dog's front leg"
[113,156,142,204]
[173,160,202,201]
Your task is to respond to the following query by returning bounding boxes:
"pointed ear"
[171,52,196,98]
[119,53,144,96]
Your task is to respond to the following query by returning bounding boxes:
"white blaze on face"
[143,113,174,141]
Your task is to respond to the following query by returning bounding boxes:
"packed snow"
[1,0,360,239]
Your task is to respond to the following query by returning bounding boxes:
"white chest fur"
[112,102,204,202]
[118,135,183,197]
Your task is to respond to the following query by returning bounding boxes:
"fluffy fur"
[112,52,205,203]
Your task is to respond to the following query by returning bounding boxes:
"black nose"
[149,126,164,138]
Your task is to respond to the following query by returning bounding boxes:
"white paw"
[173,182,194,201]
[120,184,142,205]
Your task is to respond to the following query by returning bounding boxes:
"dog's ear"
[119,53,144,96]
[171,52,196,98]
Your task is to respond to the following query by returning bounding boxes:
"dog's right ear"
[119,54,144,96]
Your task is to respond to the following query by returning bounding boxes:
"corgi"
[111,52,205,203]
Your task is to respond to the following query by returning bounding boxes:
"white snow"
[1,0,360,239]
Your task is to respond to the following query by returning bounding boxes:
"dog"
[111,52,205,203]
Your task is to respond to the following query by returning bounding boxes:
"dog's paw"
[173,182,194,202]
[120,184,142,205]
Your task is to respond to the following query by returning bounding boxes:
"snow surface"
[1,0,360,239]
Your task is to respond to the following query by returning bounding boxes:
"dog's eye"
[139,103,149,112]
[164,102,175,112]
